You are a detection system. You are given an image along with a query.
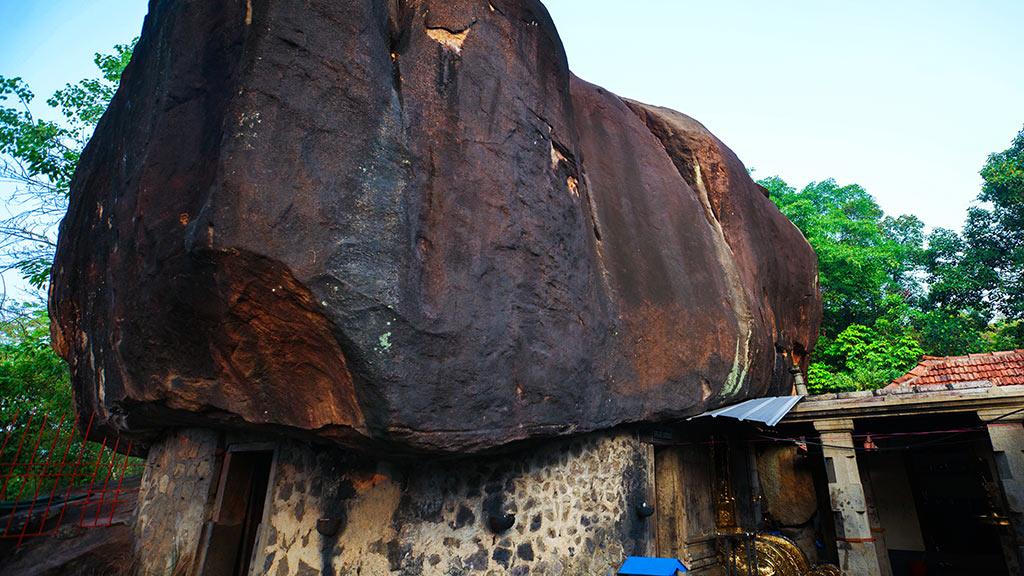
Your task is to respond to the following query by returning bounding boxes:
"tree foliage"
[0,42,134,296]
[762,178,924,335]
[763,125,1024,392]
[967,129,1024,319]
[0,304,109,498]
[0,44,137,497]
[0,305,69,419]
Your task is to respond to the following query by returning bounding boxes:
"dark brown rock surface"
[50,0,820,454]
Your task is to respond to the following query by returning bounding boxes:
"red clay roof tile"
[885,349,1024,389]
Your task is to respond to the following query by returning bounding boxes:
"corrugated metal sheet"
[689,395,804,427]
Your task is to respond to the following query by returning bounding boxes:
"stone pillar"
[980,407,1024,572]
[814,419,882,576]
[858,460,893,576]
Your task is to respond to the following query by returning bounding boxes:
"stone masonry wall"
[133,428,654,576]
[260,431,654,576]
[134,428,220,576]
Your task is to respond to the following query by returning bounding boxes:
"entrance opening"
[859,415,1012,576]
[906,444,1007,574]
[201,449,274,576]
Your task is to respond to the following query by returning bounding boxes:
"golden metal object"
[713,437,743,534]
[710,438,843,575]
[806,565,842,576]
[980,478,1013,526]
[721,533,808,576]
[976,512,1012,527]
[720,533,844,576]
[715,488,741,534]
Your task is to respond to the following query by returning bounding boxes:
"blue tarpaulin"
[617,556,688,575]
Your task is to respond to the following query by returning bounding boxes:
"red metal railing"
[0,411,143,547]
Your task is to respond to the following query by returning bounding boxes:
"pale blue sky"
[2,0,1023,235]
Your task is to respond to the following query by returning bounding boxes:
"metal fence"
[0,411,143,547]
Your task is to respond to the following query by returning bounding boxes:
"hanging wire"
[752,404,1024,453]
[649,405,1024,453]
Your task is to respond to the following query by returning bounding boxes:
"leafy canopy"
[761,177,924,336]
[761,125,1024,393]
[0,43,138,496]
[966,129,1024,319]
[0,42,135,294]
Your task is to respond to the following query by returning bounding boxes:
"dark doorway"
[859,416,1013,576]
[201,449,274,576]
[904,443,1008,575]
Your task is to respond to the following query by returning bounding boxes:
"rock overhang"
[49,0,821,455]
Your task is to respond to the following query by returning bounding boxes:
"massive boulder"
[50,0,820,454]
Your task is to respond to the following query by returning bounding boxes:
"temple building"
[776,350,1024,575]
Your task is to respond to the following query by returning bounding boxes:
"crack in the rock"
[425,21,476,54]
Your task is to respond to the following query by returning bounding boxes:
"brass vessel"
[721,533,843,576]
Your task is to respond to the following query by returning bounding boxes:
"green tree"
[0,304,70,419]
[916,225,996,355]
[763,131,1024,394]
[763,177,928,391]
[0,304,134,499]
[806,302,925,394]
[0,43,137,498]
[964,126,1024,321]
[914,127,1024,355]
[0,42,134,296]
[761,177,924,334]
[923,227,993,313]
[984,320,1024,351]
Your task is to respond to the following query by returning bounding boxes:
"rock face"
[50,0,820,454]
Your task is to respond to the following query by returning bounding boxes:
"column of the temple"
[814,418,883,576]
[858,459,894,576]
[980,407,1024,573]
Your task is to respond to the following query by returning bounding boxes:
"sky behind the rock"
[1,0,1023,236]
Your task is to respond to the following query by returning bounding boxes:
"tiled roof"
[887,349,1024,389]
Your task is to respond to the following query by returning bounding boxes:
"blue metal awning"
[618,556,688,575]
[689,395,804,427]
